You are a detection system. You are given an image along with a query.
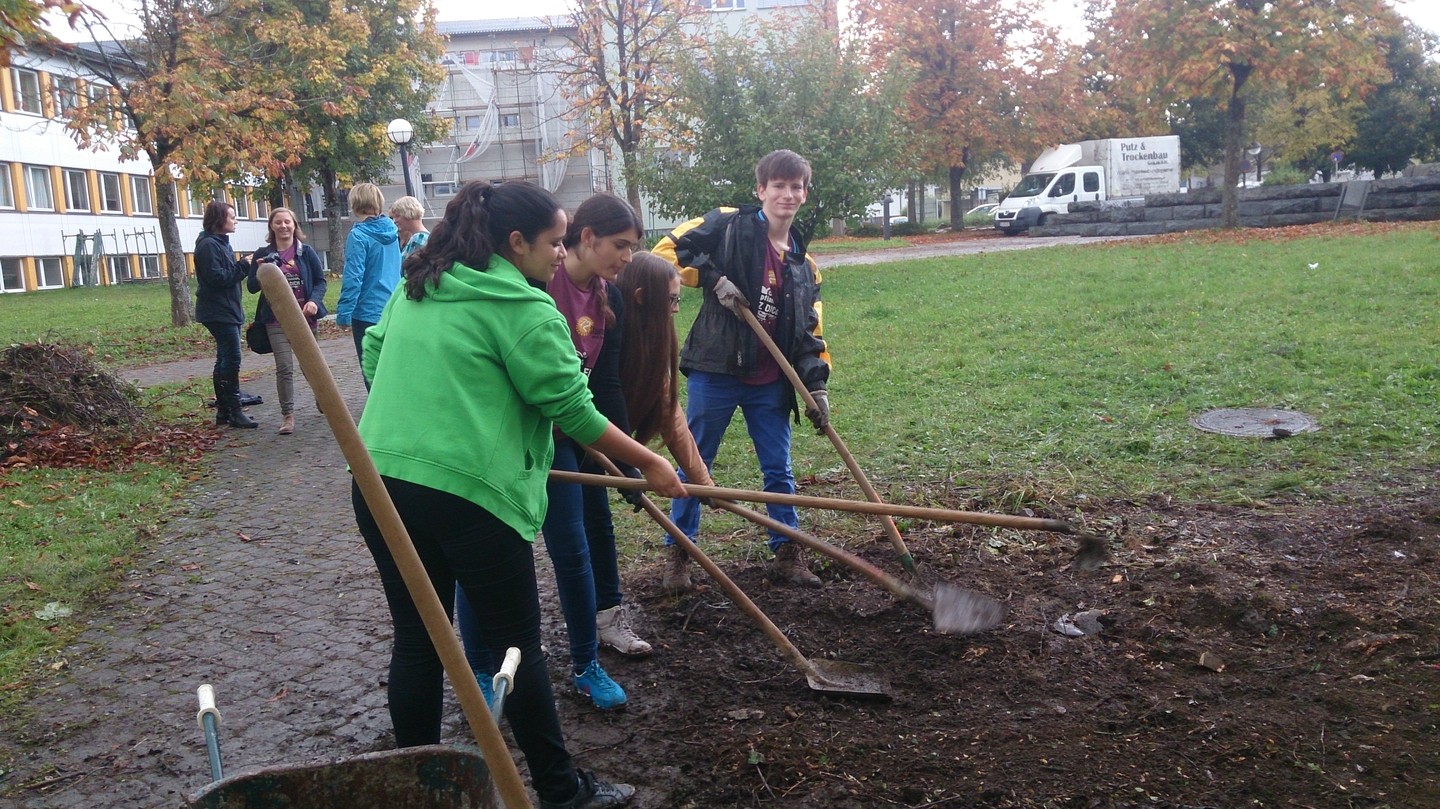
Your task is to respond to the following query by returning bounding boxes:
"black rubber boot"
[221,371,258,429]
[212,372,228,426]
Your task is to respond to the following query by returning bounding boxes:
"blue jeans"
[204,322,242,377]
[670,371,797,551]
[352,478,578,804]
[351,320,375,390]
[459,439,622,676]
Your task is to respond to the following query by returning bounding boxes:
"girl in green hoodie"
[352,180,684,809]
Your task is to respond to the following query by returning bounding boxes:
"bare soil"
[553,480,1440,808]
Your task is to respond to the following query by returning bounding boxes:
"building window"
[64,169,91,211]
[139,254,161,279]
[0,258,22,292]
[36,257,65,289]
[85,81,111,116]
[130,176,153,213]
[98,172,123,212]
[26,165,54,210]
[0,163,12,209]
[52,75,80,117]
[11,68,42,114]
[487,49,518,63]
[186,188,206,217]
[499,113,521,128]
[256,198,270,219]
[465,114,482,129]
[104,255,132,284]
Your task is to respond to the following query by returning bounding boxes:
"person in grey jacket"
[336,182,400,385]
[194,200,257,429]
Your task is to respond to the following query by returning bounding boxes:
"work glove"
[805,390,830,434]
[618,465,647,512]
[712,276,749,316]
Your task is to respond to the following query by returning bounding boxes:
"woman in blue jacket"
[336,182,400,383]
[194,200,257,429]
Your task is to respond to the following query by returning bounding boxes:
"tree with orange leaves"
[854,0,1083,229]
[1091,0,1396,226]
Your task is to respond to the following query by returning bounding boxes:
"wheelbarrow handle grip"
[493,647,521,693]
[196,684,221,730]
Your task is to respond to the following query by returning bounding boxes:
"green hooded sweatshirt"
[358,256,609,540]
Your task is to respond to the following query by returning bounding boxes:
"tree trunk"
[948,165,966,230]
[1220,65,1252,229]
[322,167,344,274]
[906,180,916,223]
[620,147,643,215]
[156,176,193,327]
[917,181,926,225]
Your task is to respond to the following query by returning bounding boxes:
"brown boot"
[661,544,693,594]
[767,542,821,587]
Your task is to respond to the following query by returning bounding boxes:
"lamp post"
[387,118,416,198]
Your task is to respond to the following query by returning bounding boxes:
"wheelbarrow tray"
[186,744,499,808]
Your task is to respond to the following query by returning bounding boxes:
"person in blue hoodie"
[336,182,401,386]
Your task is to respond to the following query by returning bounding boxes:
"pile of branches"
[1,342,213,470]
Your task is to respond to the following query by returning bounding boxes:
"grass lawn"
[3,221,1439,696]
[0,278,344,367]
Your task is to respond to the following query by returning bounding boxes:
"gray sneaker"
[597,605,652,657]
[540,769,636,809]
[767,541,821,587]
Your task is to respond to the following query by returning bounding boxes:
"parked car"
[965,203,998,217]
[887,216,909,226]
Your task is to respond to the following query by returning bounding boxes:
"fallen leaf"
[25,581,41,591]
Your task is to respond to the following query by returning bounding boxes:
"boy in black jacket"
[653,150,830,590]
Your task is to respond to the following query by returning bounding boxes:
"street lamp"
[387,118,416,198]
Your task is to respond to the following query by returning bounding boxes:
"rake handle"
[259,265,534,809]
[708,498,935,612]
[549,469,1075,534]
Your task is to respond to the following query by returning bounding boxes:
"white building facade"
[0,48,268,293]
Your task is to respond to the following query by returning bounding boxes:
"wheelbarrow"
[186,649,522,808]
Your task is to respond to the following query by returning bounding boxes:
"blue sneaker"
[573,660,626,710]
[478,674,495,711]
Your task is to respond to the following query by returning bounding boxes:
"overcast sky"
[428,0,1440,37]
[54,0,1440,42]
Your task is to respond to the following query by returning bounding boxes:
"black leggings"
[352,477,578,803]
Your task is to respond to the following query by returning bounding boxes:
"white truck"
[993,136,1181,234]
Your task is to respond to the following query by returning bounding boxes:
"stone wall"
[1032,176,1440,237]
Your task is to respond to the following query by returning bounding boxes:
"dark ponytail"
[404,181,562,301]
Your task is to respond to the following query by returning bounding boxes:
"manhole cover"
[1190,407,1319,438]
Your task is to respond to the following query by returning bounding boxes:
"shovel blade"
[932,584,1006,635]
[804,659,890,700]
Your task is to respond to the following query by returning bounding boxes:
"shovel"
[709,498,1006,634]
[258,264,534,809]
[736,305,917,575]
[586,451,887,700]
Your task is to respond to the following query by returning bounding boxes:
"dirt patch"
[547,484,1440,807]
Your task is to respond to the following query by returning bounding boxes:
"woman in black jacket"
[247,207,326,435]
[194,200,258,429]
